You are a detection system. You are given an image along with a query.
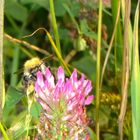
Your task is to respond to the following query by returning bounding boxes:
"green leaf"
[69,1,80,17]
[79,19,109,50]
[54,0,67,16]
[63,1,80,17]
[31,102,42,119]
[58,28,69,40]
[21,0,67,16]
[103,133,118,140]
[20,0,49,10]
[80,19,90,34]
[63,3,80,33]
[88,127,96,140]
[5,0,28,22]
[5,86,24,107]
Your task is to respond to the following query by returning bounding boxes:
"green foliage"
[20,0,50,10]
[4,86,24,107]
[5,0,28,23]
[30,102,41,119]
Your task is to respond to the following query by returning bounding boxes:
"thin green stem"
[0,0,5,110]
[96,0,102,140]
[0,122,9,140]
[49,0,61,54]
[10,47,20,86]
[111,0,122,81]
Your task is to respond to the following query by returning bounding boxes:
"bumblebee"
[22,57,46,88]
[22,55,53,87]
[14,56,52,94]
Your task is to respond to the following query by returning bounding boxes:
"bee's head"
[24,57,42,71]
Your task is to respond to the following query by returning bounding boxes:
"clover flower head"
[35,66,93,139]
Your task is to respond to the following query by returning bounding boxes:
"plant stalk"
[96,0,102,140]
[118,0,131,139]
[0,0,5,111]
[49,0,61,55]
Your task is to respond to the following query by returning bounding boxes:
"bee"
[13,55,53,95]
[22,56,53,95]
[22,57,46,88]
[19,56,53,91]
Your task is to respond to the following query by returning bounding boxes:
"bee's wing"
[13,68,24,75]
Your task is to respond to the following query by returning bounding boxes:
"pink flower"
[35,67,93,139]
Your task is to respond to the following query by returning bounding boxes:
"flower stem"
[96,0,102,140]
[49,0,61,55]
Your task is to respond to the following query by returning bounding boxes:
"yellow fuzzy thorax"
[24,57,42,70]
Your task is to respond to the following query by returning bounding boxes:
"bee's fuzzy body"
[22,57,46,87]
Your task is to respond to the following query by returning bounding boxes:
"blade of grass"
[96,0,102,140]
[0,122,9,140]
[49,0,61,54]
[131,2,140,140]
[118,0,131,139]
[0,0,5,109]
[111,0,123,78]
[10,46,20,86]
[121,0,133,68]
